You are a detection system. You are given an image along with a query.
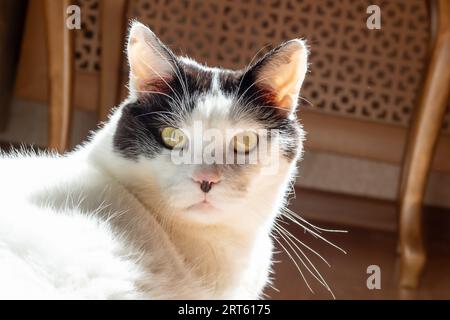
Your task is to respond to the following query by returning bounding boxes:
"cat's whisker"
[274,224,329,290]
[141,38,191,111]
[134,90,180,107]
[272,235,314,293]
[258,104,295,113]
[175,50,193,100]
[285,211,323,235]
[233,74,277,112]
[234,83,272,113]
[132,109,182,129]
[275,226,337,299]
[285,207,348,234]
[277,217,290,225]
[281,210,347,254]
[140,38,187,101]
[274,236,336,299]
[267,284,280,293]
[168,59,189,102]
[275,221,331,267]
[135,110,177,118]
[298,96,314,108]
[235,43,272,97]
[138,54,184,108]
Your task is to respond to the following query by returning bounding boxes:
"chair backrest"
[14,0,450,165]
[76,0,443,131]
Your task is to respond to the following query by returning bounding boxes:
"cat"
[0,21,309,299]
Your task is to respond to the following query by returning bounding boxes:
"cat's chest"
[173,231,273,299]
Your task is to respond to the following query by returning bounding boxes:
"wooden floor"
[267,192,450,300]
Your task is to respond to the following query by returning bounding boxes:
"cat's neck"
[164,215,269,296]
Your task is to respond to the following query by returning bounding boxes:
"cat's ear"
[127,21,175,92]
[245,40,308,114]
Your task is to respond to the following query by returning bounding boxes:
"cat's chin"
[177,200,226,224]
[187,201,217,212]
[187,201,216,211]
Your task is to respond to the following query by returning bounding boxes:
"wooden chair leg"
[43,0,74,152]
[98,0,128,121]
[398,0,450,288]
[0,1,27,132]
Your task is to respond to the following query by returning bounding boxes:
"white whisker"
[272,236,314,293]
[284,207,348,234]
[274,225,328,289]
[275,221,331,267]
[282,212,347,254]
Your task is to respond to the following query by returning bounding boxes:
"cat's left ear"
[127,21,176,93]
[245,40,308,114]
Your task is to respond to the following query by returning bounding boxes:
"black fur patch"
[114,60,214,159]
[114,56,300,161]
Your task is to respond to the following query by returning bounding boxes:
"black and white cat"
[0,22,309,299]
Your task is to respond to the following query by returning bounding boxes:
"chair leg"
[398,0,450,288]
[0,1,27,132]
[98,0,128,121]
[43,0,74,152]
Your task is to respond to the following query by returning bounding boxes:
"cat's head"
[109,22,308,226]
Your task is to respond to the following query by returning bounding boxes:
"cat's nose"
[192,169,221,193]
[199,180,213,193]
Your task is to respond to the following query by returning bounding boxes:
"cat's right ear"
[127,21,175,93]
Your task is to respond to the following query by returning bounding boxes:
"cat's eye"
[161,127,188,149]
[232,131,258,154]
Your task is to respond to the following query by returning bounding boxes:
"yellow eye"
[161,127,188,149]
[232,131,258,154]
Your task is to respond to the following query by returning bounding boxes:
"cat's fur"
[0,22,308,299]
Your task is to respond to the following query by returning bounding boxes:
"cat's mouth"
[187,198,217,211]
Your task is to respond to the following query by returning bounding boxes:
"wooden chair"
[43,0,127,152]
[43,0,74,152]
[0,1,27,132]
[397,0,450,288]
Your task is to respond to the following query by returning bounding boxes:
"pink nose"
[192,168,221,193]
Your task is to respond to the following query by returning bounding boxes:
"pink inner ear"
[128,26,174,92]
[277,95,295,110]
[256,40,308,112]
[137,77,173,93]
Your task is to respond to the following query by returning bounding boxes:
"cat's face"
[111,22,308,225]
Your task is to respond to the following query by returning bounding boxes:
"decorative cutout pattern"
[74,0,100,71]
[75,0,450,133]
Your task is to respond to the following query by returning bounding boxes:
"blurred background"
[0,0,449,299]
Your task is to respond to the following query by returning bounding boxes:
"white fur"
[0,92,298,299]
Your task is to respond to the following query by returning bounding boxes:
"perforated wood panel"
[74,0,450,133]
[75,0,100,71]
